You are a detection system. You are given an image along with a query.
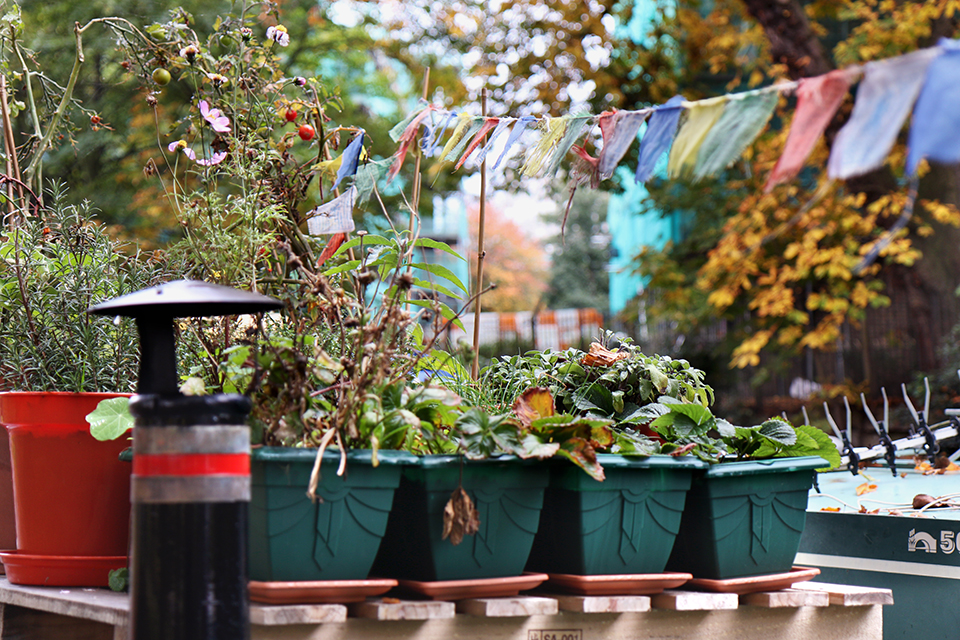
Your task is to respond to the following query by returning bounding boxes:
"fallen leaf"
[581,342,629,367]
[855,482,878,496]
[888,509,904,516]
[913,493,947,509]
[821,506,841,512]
[442,487,479,546]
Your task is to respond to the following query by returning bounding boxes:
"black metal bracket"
[825,398,859,476]
[862,389,898,476]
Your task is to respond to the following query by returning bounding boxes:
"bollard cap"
[88,279,282,318]
[88,279,282,396]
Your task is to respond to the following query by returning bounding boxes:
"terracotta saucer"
[545,572,693,596]
[686,566,821,595]
[249,578,398,604]
[396,572,549,600]
[0,550,126,588]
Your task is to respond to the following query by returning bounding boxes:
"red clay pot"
[0,392,132,558]
[0,427,15,570]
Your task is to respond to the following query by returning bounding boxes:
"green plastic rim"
[250,447,417,466]
[593,454,709,470]
[703,455,828,478]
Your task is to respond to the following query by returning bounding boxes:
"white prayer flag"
[306,186,356,235]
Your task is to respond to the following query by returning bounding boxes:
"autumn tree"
[467,202,549,312]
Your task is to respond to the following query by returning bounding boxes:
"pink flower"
[168,140,226,166]
[183,147,227,166]
[199,100,231,134]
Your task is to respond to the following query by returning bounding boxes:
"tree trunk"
[739,0,833,78]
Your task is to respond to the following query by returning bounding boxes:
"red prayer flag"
[387,106,436,182]
[765,70,851,192]
[455,117,500,170]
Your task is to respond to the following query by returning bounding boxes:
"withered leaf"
[581,342,629,367]
[442,486,480,546]
[855,482,877,496]
[512,387,555,428]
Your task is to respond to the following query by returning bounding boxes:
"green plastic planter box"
[371,455,549,581]
[249,447,415,581]
[526,454,707,576]
[666,456,826,579]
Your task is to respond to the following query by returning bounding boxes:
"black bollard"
[90,280,281,640]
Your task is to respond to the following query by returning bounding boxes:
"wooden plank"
[349,598,456,620]
[0,579,128,627]
[456,596,558,617]
[740,589,830,608]
[554,594,651,613]
[0,603,114,640]
[651,590,738,611]
[791,581,894,606]
[250,603,347,625]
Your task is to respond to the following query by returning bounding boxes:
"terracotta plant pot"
[0,392,132,586]
[0,427,15,571]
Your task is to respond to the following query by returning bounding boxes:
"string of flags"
[308,38,960,240]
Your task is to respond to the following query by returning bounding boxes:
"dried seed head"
[357,269,376,286]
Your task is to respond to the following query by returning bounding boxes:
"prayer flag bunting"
[598,110,649,176]
[331,132,365,191]
[828,47,939,180]
[635,95,686,183]
[765,70,852,191]
[907,39,960,174]
[378,40,960,202]
[667,96,726,179]
[693,90,778,181]
[307,186,357,235]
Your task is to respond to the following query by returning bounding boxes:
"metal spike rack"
[819,374,960,475]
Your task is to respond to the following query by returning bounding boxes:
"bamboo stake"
[409,67,430,233]
[471,88,489,380]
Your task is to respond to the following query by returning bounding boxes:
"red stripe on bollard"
[133,453,250,477]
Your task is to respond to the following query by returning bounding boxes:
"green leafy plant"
[0,183,166,393]
[641,398,841,467]
[482,332,714,419]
